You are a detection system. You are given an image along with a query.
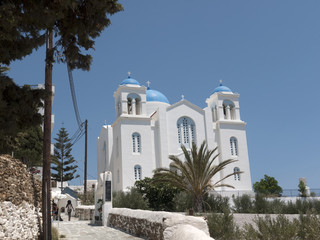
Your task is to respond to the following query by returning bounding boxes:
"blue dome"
[120,77,140,86]
[212,85,232,93]
[146,88,169,104]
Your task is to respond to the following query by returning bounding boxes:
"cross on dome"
[146,81,151,88]
[128,71,131,78]
[181,94,184,100]
[219,79,223,86]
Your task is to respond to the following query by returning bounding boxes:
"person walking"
[66,200,74,221]
[52,201,58,221]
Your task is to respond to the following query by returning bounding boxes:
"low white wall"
[108,208,214,240]
[75,205,95,220]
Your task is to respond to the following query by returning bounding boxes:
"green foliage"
[135,177,180,211]
[253,193,271,214]
[0,1,45,65]
[242,215,299,240]
[203,194,230,213]
[14,126,43,168]
[297,211,320,239]
[154,141,238,212]
[207,210,241,240]
[232,194,253,213]
[112,188,149,210]
[0,76,44,154]
[77,190,95,205]
[298,180,307,197]
[208,210,320,239]
[253,174,283,197]
[51,127,79,184]
[231,194,320,215]
[172,191,193,212]
[0,0,123,70]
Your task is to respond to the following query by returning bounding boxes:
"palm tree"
[153,141,241,212]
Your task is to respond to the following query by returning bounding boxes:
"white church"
[97,75,253,195]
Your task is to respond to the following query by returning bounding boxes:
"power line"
[67,63,85,146]
[71,130,85,146]
[67,63,83,128]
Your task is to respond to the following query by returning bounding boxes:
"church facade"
[97,76,252,195]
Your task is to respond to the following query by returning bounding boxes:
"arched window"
[230,137,238,156]
[132,133,141,153]
[134,165,142,180]
[127,93,141,115]
[223,100,235,120]
[177,117,196,148]
[234,167,240,181]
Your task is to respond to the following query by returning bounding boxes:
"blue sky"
[8,0,320,189]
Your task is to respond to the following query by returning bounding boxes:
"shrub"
[135,177,180,211]
[204,194,230,213]
[253,193,269,213]
[77,189,95,205]
[268,198,286,214]
[112,188,149,210]
[242,215,298,240]
[297,211,320,239]
[298,180,307,197]
[232,194,253,213]
[172,191,193,212]
[207,209,241,240]
[52,227,59,240]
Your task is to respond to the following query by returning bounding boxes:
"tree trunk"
[194,195,203,213]
[42,30,53,240]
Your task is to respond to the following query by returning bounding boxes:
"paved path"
[52,217,143,240]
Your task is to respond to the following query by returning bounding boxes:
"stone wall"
[0,201,41,239]
[0,155,42,239]
[108,208,214,240]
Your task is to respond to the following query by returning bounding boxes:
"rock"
[0,155,42,239]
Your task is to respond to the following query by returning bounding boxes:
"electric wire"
[71,130,85,146]
[67,63,83,128]
[67,63,86,146]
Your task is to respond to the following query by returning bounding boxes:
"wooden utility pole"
[84,119,88,201]
[42,30,53,240]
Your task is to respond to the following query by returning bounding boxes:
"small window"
[132,133,141,153]
[134,165,142,180]
[230,137,238,156]
[234,167,240,181]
